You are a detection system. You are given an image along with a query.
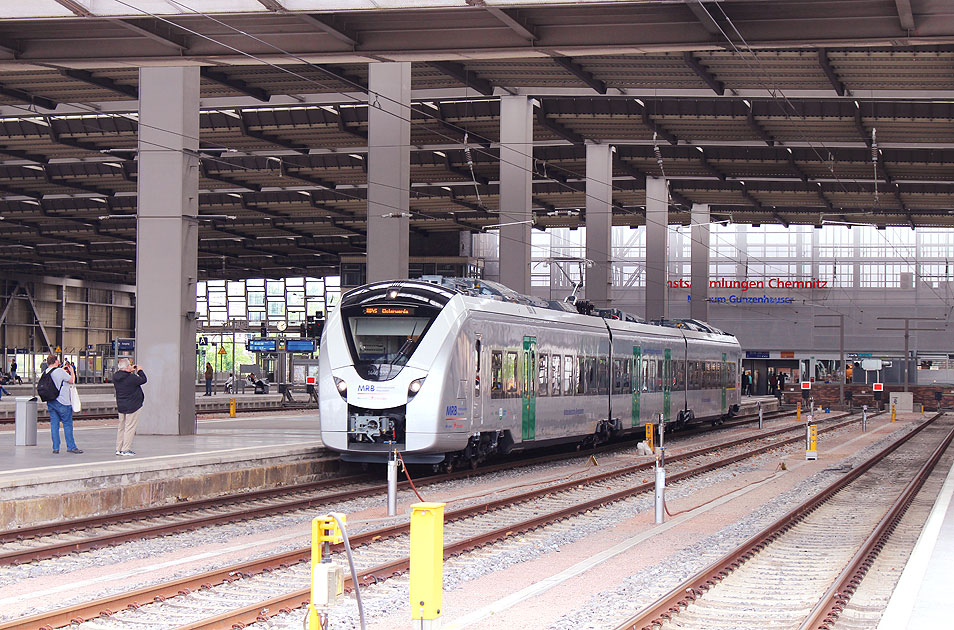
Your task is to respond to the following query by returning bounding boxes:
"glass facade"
[196,276,341,327]
[475,225,954,293]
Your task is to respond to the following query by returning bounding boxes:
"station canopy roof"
[2,1,954,282]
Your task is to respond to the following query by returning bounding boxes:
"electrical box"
[889,392,914,413]
[312,563,344,607]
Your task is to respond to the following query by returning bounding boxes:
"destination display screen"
[362,306,416,316]
[247,338,277,352]
[286,339,317,353]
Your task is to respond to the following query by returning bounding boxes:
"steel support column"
[690,203,710,321]
[136,66,199,436]
[585,143,613,306]
[645,177,669,321]
[366,62,411,283]
[498,95,533,294]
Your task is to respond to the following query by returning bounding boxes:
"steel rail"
[2,408,827,630]
[799,417,954,630]
[169,411,862,630]
[0,404,313,424]
[0,406,793,562]
[612,412,944,630]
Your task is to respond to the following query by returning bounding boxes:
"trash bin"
[15,396,38,446]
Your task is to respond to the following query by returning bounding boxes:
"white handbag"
[70,384,82,413]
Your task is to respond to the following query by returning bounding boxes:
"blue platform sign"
[286,339,317,353]
[116,339,135,352]
[247,338,277,352]
[745,351,770,359]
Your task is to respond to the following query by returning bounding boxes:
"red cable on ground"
[396,451,426,503]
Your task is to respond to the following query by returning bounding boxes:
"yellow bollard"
[307,514,345,630]
[645,423,654,452]
[410,502,446,629]
[229,397,236,418]
[891,403,896,423]
[797,401,801,423]
[806,424,818,460]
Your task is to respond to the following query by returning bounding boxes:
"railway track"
[0,404,313,425]
[1,409,869,630]
[613,412,953,630]
[0,406,793,566]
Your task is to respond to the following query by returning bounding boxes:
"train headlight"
[408,377,425,399]
[333,377,347,398]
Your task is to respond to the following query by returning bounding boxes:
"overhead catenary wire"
[2,1,942,322]
[706,0,951,309]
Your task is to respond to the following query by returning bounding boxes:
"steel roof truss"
[683,52,724,96]
[200,68,270,103]
[59,68,138,99]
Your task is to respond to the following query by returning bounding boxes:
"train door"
[474,336,482,426]
[721,352,727,414]
[522,336,537,440]
[632,346,641,427]
[663,348,672,422]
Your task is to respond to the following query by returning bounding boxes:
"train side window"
[505,351,518,397]
[641,358,649,392]
[551,354,562,396]
[598,357,609,395]
[623,357,632,393]
[585,357,597,395]
[475,339,481,397]
[490,351,503,399]
[675,359,685,390]
[561,355,570,396]
[577,357,586,394]
[538,353,548,397]
[612,358,623,394]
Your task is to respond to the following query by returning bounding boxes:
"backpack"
[37,368,62,402]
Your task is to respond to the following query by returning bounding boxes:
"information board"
[247,338,277,352]
[286,339,317,353]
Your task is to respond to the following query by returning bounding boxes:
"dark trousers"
[205,378,212,395]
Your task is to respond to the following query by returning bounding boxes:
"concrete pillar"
[690,203,710,321]
[498,95,533,294]
[585,143,613,306]
[645,177,669,321]
[367,62,411,283]
[136,67,199,436]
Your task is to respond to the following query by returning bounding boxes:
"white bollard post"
[758,400,763,429]
[387,449,398,516]
[654,448,666,524]
[862,405,867,432]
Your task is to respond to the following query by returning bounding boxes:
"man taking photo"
[112,358,146,456]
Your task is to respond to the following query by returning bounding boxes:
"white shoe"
[116,451,123,456]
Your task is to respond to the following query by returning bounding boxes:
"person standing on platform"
[10,359,21,384]
[204,362,214,396]
[41,355,81,454]
[112,358,146,456]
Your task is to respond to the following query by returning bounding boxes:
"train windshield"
[346,315,432,380]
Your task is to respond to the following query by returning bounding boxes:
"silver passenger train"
[319,278,742,468]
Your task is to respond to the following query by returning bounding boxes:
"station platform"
[877,453,954,630]
[0,383,295,420]
[0,411,333,530]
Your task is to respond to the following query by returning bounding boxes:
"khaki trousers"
[116,409,141,452]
